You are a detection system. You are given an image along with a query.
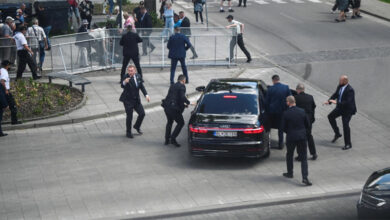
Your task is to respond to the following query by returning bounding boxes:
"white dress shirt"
[13,32,28,51]
[0,68,10,90]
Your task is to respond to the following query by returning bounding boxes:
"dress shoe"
[126,133,134,138]
[190,55,198,59]
[150,46,155,53]
[302,178,312,186]
[295,156,301,161]
[246,58,252,63]
[342,144,352,150]
[0,133,8,137]
[228,9,234,12]
[33,76,42,80]
[283,173,293,178]
[331,134,342,143]
[164,139,170,145]
[11,121,22,125]
[171,139,181,147]
[278,144,284,150]
[219,9,225,12]
[311,154,318,160]
[133,126,143,135]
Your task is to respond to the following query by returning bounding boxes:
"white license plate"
[214,131,237,137]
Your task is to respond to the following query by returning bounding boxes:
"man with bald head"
[324,75,356,150]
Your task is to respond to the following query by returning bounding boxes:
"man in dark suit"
[324,75,357,150]
[133,1,144,30]
[120,26,143,82]
[140,7,155,56]
[163,74,190,147]
[282,96,312,186]
[293,83,317,160]
[265,75,292,149]
[119,65,150,138]
[0,74,8,137]
[167,27,192,85]
[178,11,198,59]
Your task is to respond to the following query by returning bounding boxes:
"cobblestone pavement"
[1,66,389,219]
[170,194,359,220]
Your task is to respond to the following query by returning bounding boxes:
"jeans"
[161,18,174,39]
[108,0,114,14]
[5,93,18,124]
[170,58,188,84]
[43,26,51,48]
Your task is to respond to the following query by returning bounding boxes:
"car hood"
[194,113,258,125]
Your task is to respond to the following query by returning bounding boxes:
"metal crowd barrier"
[0,27,238,75]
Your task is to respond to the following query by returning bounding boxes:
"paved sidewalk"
[361,0,390,21]
[3,67,243,131]
[1,65,389,220]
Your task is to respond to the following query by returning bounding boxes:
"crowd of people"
[332,0,362,22]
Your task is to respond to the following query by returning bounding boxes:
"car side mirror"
[196,86,205,92]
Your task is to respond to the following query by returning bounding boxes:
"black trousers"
[328,108,352,146]
[238,0,247,6]
[266,113,284,147]
[121,55,142,81]
[123,100,145,135]
[0,108,3,134]
[16,50,37,79]
[286,140,308,179]
[307,122,316,156]
[164,107,185,140]
[195,11,203,22]
[229,34,251,60]
[5,93,18,123]
[170,58,188,84]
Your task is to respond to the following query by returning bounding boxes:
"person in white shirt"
[225,15,251,63]
[27,18,48,72]
[0,60,21,125]
[14,26,40,80]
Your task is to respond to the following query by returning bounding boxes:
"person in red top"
[68,0,81,27]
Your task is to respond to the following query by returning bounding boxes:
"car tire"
[261,132,271,158]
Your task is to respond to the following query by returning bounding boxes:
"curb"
[361,9,390,22]
[96,189,360,220]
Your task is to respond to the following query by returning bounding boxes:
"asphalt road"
[188,0,390,129]
[170,194,360,220]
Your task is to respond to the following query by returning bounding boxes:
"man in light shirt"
[225,15,251,63]
[14,26,40,80]
[27,18,48,72]
[0,60,21,125]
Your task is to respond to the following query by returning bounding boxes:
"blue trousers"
[170,58,188,84]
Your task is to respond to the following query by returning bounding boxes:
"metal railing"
[0,27,238,75]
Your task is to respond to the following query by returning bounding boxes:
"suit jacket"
[294,92,316,124]
[120,31,143,57]
[180,17,191,36]
[282,106,309,143]
[119,74,148,105]
[164,82,190,112]
[140,12,153,33]
[167,33,192,59]
[329,84,357,115]
[265,83,291,114]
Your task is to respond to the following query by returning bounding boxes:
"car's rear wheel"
[261,131,271,158]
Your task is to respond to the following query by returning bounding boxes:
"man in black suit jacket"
[293,83,317,160]
[282,96,312,186]
[162,74,190,147]
[120,27,143,82]
[140,7,155,56]
[119,65,150,138]
[324,75,357,150]
[179,11,198,59]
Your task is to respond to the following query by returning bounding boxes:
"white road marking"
[254,0,270,4]
[289,0,304,3]
[306,0,322,3]
[271,0,287,3]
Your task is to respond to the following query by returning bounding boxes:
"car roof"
[205,78,261,94]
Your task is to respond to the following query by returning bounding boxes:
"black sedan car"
[188,78,270,158]
[357,167,390,219]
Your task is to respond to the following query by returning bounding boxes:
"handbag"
[32,27,45,49]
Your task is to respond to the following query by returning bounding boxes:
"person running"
[225,15,251,63]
